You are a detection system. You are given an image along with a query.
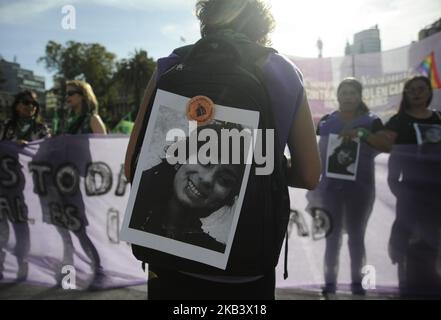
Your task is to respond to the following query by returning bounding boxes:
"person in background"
[36,80,107,288]
[306,78,384,297]
[63,80,107,135]
[371,75,441,297]
[1,90,50,143]
[376,76,441,148]
[0,90,50,282]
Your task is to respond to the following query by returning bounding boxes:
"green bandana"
[65,112,85,134]
[16,117,34,140]
[214,29,252,43]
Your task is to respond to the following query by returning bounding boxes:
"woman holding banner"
[1,90,50,143]
[306,78,384,296]
[0,90,50,282]
[35,80,107,288]
[373,76,441,297]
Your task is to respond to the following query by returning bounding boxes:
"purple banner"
[1,136,440,295]
[289,32,441,123]
[277,145,441,296]
[0,136,146,290]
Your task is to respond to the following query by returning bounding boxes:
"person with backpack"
[306,78,384,296]
[124,0,320,300]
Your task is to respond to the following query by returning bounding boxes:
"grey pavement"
[0,283,398,300]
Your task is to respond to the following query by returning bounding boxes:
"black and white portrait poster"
[414,123,441,145]
[325,134,360,181]
[120,89,259,269]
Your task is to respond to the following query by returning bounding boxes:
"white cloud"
[270,0,441,57]
[160,21,200,44]
[92,0,191,11]
[0,0,64,23]
[161,24,177,36]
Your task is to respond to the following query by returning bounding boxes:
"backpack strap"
[172,45,194,60]
[241,43,290,274]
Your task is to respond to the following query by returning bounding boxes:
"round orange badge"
[186,95,214,125]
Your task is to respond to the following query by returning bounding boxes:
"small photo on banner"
[414,123,441,145]
[120,89,259,270]
[325,134,360,181]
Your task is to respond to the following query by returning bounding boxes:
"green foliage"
[38,41,156,129]
[38,41,116,96]
[114,49,156,112]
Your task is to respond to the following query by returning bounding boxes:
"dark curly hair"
[196,0,275,45]
[398,75,433,113]
[10,90,41,123]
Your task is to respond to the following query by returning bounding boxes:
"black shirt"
[385,111,441,144]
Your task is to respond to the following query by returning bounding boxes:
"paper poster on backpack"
[414,123,441,145]
[325,134,360,181]
[120,89,259,269]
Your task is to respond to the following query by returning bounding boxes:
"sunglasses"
[66,90,82,97]
[21,99,37,107]
[405,86,429,95]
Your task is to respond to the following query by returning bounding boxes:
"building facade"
[418,18,441,41]
[0,58,46,120]
[345,25,382,55]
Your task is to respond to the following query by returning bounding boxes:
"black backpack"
[130,35,291,277]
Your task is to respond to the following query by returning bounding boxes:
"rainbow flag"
[417,52,441,89]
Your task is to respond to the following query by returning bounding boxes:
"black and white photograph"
[414,123,441,145]
[325,134,360,181]
[120,90,259,269]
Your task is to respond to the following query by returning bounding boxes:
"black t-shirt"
[385,111,441,144]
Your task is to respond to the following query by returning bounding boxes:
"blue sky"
[1,0,440,89]
[0,0,199,88]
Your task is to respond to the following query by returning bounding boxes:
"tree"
[0,66,6,86]
[38,41,156,130]
[38,41,117,118]
[114,49,156,114]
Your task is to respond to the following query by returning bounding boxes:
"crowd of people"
[0,0,440,300]
[0,79,108,143]
[307,75,441,298]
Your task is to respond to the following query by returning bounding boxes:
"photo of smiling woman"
[129,122,246,253]
[326,136,359,178]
